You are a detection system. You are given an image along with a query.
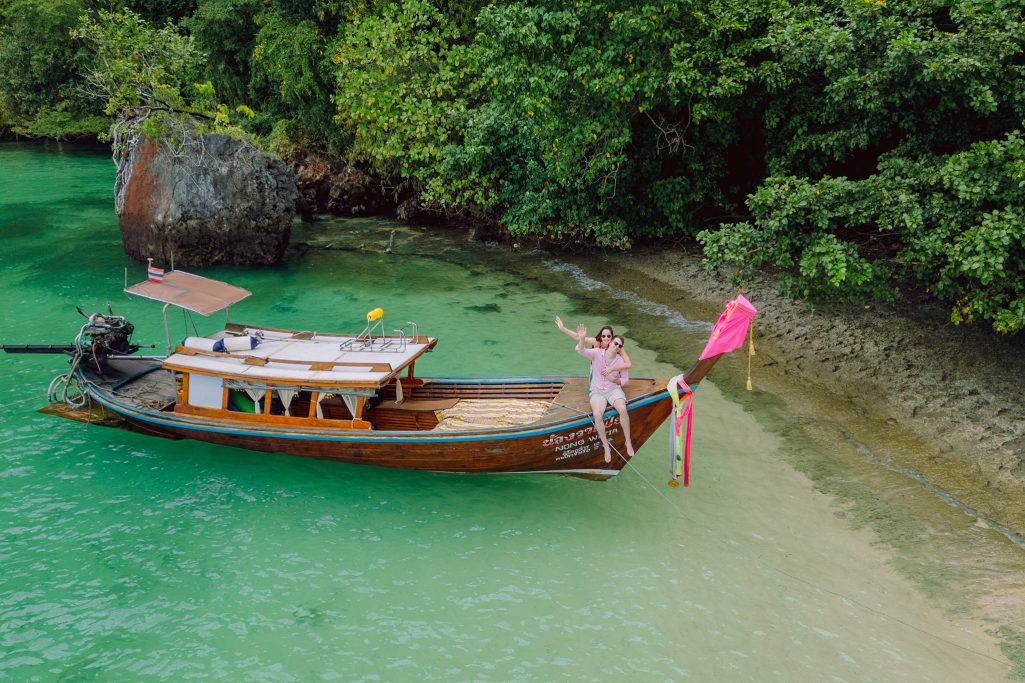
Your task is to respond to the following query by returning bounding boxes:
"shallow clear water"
[1,142,1022,681]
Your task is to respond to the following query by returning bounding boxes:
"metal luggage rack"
[338,309,418,353]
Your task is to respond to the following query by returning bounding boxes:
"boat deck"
[81,357,177,410]
[74,356,666,434]
[542,377,665,422]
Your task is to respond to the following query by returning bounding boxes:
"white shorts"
[590,386,626,405]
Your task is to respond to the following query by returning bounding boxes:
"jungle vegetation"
[2,0,1023,334]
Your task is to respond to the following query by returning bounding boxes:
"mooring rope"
[0,392,52,411]
[559,400,1008,668]
[0,386,1007,666]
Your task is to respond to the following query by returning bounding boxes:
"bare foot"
[604,448,612,463]
[626,444,635,458]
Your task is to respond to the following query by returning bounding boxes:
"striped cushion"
[434,399,550,432]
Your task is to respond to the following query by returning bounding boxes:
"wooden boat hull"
[75,365,672,479]
[9,290,753,482]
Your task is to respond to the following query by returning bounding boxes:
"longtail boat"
[1,270,755,480]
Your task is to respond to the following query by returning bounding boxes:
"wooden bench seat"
[366,398,460,431]
[372,398,460,412]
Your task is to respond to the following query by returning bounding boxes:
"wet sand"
[545,245,1025,678]
[588,246,1025,545]
[299,220,1025,677]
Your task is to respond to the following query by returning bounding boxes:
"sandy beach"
[576,245,1025,543]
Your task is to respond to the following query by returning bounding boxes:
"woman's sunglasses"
[600,333,612,338]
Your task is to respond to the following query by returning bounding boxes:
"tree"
[249,10,348,154]
[330,0,481,197]
[0,0,105,137]
[700,0,1025,333]
[73,8,254,210]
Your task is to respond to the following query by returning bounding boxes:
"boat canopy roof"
[125,271,251,316]
[163,325,437,390]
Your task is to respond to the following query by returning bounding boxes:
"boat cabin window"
[317,394,354,421]
[225,387,315,417]
[289,391,314,418]
[227,388,260,413]
[193,382,364,421]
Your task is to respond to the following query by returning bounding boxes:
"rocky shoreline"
[600,246,1025,542]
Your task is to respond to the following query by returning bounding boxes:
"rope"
[0,392,50,411]
[561,400,1007,668]
[549,399,591,414]
[610,442,682,511]
[0,377,1008,666]
[182,308,199,337]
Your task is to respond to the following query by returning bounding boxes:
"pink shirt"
[577,346,629,392]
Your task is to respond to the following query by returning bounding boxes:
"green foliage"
[180,0,261,105]
[331,0,479,193]
[699,175,896,302]
[12,105,108,139]
[325,0,775,247]
[760,0,1025,177]
[701,130,1025,333]
[122,0,199,25]
[450,0,774,247]
[73,8,203,119]
[6,0,1025,334]
[0,0,101,134]
[929,134,1025,333]
[264,116,301,158]
[74,8,255,140]
[696,0,1025,333]
[250,10,348,154]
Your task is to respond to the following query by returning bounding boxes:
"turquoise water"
[1,142,1022,681]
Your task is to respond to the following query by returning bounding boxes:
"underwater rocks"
[117,133,298,266]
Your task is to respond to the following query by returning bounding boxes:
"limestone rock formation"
[290,152,391,219]
[116,133,298,266]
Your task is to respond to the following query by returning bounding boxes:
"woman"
[554,316,631,376]
[573,324,635,464]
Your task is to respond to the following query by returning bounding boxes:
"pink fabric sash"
[668,294,758,487]
[699,293,757,360]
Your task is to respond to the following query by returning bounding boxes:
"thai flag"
[147,264,164,282]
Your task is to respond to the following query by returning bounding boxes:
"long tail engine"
[1,308,139,407]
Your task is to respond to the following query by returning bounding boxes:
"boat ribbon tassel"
[667,374,694,488]
[668,293,758,488]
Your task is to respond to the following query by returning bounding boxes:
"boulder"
[395,197,421,224]
[117,132,298,266]
[290,152,391,218]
